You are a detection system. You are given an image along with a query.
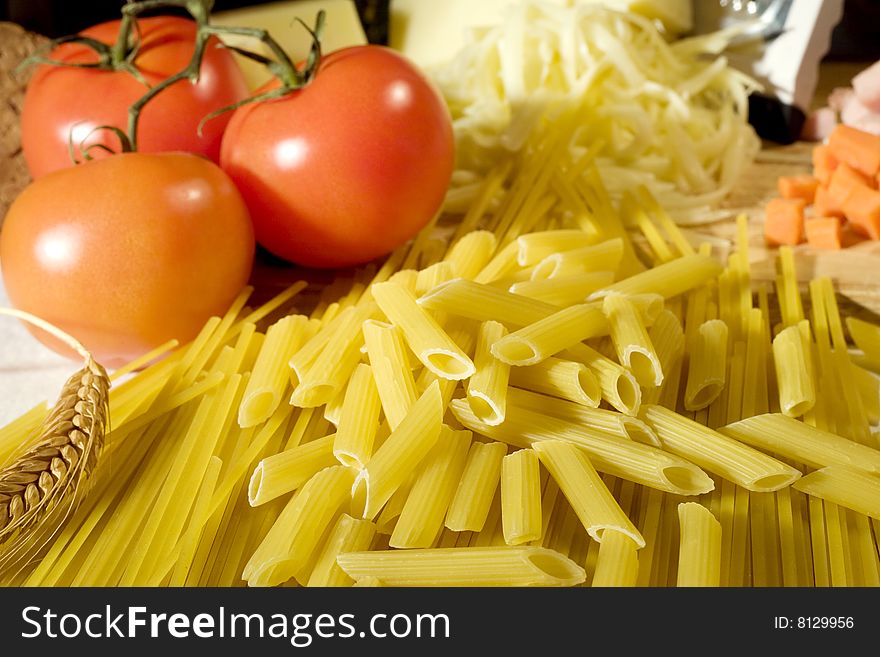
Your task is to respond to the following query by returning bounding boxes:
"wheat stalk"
[0,309,109,577]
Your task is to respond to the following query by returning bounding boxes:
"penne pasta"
[719,413,880,474]
[772,322,816,418]
[307,514,377,587]
[603,294,663,388]
[467,321,511,425]
[591,531,640,587]
[847,316,880,373]
[390,427,472,548]
[588,254,723,300]
[372,281,475,380]
[684,319,728,411]
[793,465,880,520]
[243,465,356,587]
[445,441,507,532]
[291,302,378,408]
[641,405,802,492]
[854,366,880,425]
[248,434,337,507]
[333,363,382,469]
[451,398,713,496]
[501,449,543,545]
[418,278,558,327]
[676,502,722,587]
[509,271,615,306]
[563,343,642,415]
[516,229,600,266]
[336,546,586,587]
[239,315,311,427]
[415,261,458,295]
[530,238,624,280]
[491,303,608,366]
[361,320,418,430]
[505,387,657,445]
[533,440,645,547]
[352,381,444,521]
[508,357,601,408]
[442,230,498,280]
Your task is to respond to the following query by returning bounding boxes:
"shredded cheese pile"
[432,2,762,225]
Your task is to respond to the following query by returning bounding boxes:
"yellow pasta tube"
[720,413,880,474]
[603,294,663,388]
[333,363,382,469]
[415,261,458,295]
[442,230,497,280]
[684,319,728,411]
[306,514,377,587]
[372,281,475,380]
[854,366,880,425]
[847,316,880,372]
[530,238,624,280]
[243,465,356,587]
[640,405,802,492]
[508,357,601,408]
[591,531,639,587]
[239,315,310,427]
[563,343,641,415]
[467,321,511,425]
[509,271,615,306]
[418,277,558,327]
[352,381,444,520]
[336,546,586,587]
[291,302,377,408]
[516,229,600,266]
[361,320,418,430]
[491,303,608,366]
[793,465,880,520]
[288,309,346,385]
[533,440,644,547]
[506,387,657,445]
[676,502,722,587]
[451,399,713,496]
[772,322,816,418]
[445,441,507,532]
[248,434,337,507]
[389,427,472,548]
[588,254,723,300]
[351,576,384,587]
[501,449,543,545]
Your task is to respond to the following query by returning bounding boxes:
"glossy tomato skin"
[21,16,249,178]
[0,152,255,367]
[219,46,454,269]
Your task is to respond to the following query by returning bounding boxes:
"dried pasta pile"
[1,106,879,588]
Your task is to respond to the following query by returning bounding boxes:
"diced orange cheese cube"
[812,144,838,185]
[827,124,880,178]
[804,216,843,249]
[764,197,806,246]
[777,174,819,202]
[827,163,874,208]
[841,183,880,240]
[813,184,844,219]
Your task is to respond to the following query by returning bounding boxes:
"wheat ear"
[0,309,109,575]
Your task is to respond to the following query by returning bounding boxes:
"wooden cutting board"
[693,140,880,326]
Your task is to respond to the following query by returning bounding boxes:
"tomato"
[219,45,454,269]
[21,16,249,178]
[0,152,255,367]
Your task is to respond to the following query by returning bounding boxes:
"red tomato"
[21,16,249,178]
[0,152,255,367]
[219,45,454,269]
